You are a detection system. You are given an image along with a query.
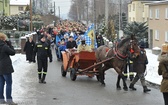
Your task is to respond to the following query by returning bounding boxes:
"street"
[12,50,164,105]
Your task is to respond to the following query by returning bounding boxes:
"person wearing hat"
[129,43,151,93]
[158,44,168,105]
[77,38,92,52]
[34,35,52,84]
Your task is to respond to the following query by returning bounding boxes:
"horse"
[95,35,140,91]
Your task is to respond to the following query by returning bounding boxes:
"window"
[18,7,23,11]
[165,8,168,19]
[155,30,159,40]
[133,4,135,11]
[149,9,152,19]
[143,5,144,12]
[155,9,159,19]
[165,31,168,42]
[129,5,131,12]
[5,0,7,7]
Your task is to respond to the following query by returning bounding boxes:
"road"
[15,50,164,105]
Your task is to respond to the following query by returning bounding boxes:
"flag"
[84,24,97,49]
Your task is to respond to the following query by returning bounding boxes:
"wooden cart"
[61,50,113,81]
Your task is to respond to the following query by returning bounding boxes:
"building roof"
[10,0,30,6]
[146,1,168,5]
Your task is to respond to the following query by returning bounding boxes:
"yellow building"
[148,1,168,49]
[0,0,10,16]
[10,0,29,15]
[128,0,157,23]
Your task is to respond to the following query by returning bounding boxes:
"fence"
[0,30,37,53]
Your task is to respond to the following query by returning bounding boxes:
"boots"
[41,74,46,84]
[129,83,137,90]
[143,86,151,93]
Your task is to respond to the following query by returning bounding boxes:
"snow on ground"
[10,54,35,96]
[145,49,162,85]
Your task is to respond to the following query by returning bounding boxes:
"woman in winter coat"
[24,36,35,63]
[158,48,168,105]
[0,33,17,104]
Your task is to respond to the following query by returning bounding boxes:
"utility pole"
[58,6,60,20]
[94,0,96,30]
[54,1,55,16]
[30,0,33,31]
[119,0,121,31]
[86,0,88,26]
[105,0,109,29]
[119,0,123,39]
[76,0,79,20]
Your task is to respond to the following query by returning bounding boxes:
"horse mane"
[118,37,131,48]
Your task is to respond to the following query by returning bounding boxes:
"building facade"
[10,0,29,15]
[148,1,168,48]
[0,0,10,16]
[128,0,157,23]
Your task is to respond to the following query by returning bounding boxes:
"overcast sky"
[52,0,71,19]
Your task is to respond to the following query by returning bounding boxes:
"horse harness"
[105,40,136,61]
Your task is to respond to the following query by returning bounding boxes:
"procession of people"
[1,19,168,105]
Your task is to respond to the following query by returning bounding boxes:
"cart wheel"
[96,75,100,81]
[70,68,77,81]
[61,65,67,77]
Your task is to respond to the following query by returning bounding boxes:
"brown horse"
[95,35,140,91]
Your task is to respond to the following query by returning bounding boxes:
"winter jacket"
[34,41,52,61]
[133,49,148,74]
[24,40,35,61]
[66,40,77,49]
[158,53,168,92]
[24,40,35,53]
[0,40,15,75]
[77,44,92,52]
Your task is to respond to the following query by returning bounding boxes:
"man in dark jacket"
[34,35,52,84]
[129,44,151,93]
[0,33,17,105]
[66,36,77,49]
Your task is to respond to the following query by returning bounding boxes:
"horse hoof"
[101,83,106,86]
[123,87,128,91]
[117,87,121,90]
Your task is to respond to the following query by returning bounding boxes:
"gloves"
[49,59,52,62]
[5,40,12,48]
[5,40,12,46]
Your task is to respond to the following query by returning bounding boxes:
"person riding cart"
[77,38,92,52]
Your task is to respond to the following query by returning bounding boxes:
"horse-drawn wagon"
[61,50,101,81]
[61,35,141,91]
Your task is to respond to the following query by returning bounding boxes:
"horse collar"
[114,43,128,60]
[113,48,127,60]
